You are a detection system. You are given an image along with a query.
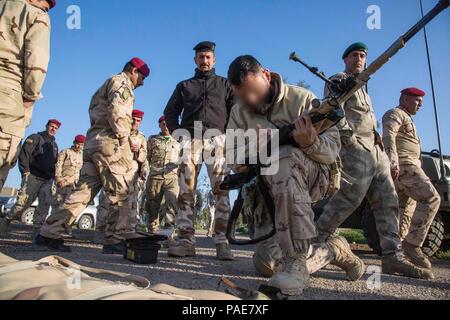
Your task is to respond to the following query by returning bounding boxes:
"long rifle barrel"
[404,0,449,43]
[289,52,334,86]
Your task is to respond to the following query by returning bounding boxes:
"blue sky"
[5,0,450,188]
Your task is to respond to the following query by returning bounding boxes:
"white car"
[2,197,98,230]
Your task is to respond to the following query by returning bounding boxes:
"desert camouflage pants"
[130,178,145,231]
[261,147,331,258]
[54,185,75,207]
[176,135,230,245]
[0,88,32,190]
[396,164,440,247]
[40,145,135,245]
[6,174,53,227]
[145,173,179,232]
[95,190,109,233]
[316,144,402,256]
[0,131,21,191]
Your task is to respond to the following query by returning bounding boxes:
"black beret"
[193,41,216,53]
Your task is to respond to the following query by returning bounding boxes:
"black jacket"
[164,68,235,136]
[18,131,59,180]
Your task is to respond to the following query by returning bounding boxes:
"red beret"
[48,119,61,128]
[132,109,145,119]
[158,116,166,123]
[74,135,86,144]
[47,0,56,9]
[401,87,425,97]
[130,57,150,77]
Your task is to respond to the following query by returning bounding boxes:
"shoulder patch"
[122,88,131,100]
[25,138,33,144]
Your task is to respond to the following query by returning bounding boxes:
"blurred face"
[28,0,51,11]
[401,94,423,115]
[159,120,169,135]
[46,123,59,136]
[73,142,84,152]
[231,68,272,110]
[195,51,216,72]
[129,67,145,89]
[344,50,366,75]
[132,117,142,131]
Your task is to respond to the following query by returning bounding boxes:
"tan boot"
[0,218,11,237]
[167,241,196,257]
[382,254,434,280]
[267,253,309,296]
[328,236,365,281]
[216,243,234,261]
[403,241,432,269]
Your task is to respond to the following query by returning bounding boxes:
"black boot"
[46,238,72,252]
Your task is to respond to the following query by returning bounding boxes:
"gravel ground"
[1,224,449,300]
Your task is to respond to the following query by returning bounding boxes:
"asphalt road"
[1,224,449,300]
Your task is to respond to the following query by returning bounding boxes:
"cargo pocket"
[291,193,316,240]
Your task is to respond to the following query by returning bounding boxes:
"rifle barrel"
[403,0,449,43]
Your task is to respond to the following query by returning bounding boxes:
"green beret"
[342,42,368,59]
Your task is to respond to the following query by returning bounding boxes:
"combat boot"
[382,253,434,279]
[102,242,124,255]
[216,243,234,261]
[46,238,72,253]
[267,253,309,296]
[402,241,432,269]
[167,241,196,257]
[0,217,11,237]
[328,236,365,281]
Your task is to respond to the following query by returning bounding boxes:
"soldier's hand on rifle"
[293,115,317,148]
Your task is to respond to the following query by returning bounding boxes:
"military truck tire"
[422,214,444,257]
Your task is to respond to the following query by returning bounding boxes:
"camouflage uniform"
[54,147,83,206]
[145,134,180,231]
[129,129,148,231]
[227,73,341,259]
[315,72,403,256]
[176,134,231,245]
[206,191,215,237]
[40,72,136,245]
[382,107,440,247]
[0,0,51,190]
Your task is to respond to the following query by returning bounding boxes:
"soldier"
[54,135,85,206]
[0,119,60,238]
[164,41,235,260]
[382,87,440,269]
[129,109,148,231]
[314,43,433,279]
[0,0,56,190]
[34,57,150,253]
[145,116,180,234]
[226,55,364,296]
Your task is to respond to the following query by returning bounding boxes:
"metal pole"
[419,0,446,179]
